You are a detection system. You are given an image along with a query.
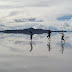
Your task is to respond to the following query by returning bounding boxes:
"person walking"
[60,30,65,43]
[47,30,51,41]
[30,31,33,41]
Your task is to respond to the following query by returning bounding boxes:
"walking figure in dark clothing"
[30,31,33,41]
[47,30,51,41]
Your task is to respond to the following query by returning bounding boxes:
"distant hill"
[0,28,67,34]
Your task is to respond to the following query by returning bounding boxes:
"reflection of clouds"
[30,41,33,52]
[0,33,30,40]
[14,40,43,45]
[57,42,72,48]
[1,32,72,56]
[0,37,5,39]
[47,42,51,52]
[0,44,19,52]
[10,47,20,52]
[0,32,58,41]
[65,43,72,48]
[60,42,65,54]
[14,41,29,44]
[65,36,69,40]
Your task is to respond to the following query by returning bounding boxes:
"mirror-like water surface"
[0,32,72,72]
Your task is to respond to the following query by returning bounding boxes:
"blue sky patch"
[57,15,72,21]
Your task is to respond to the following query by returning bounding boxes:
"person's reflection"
[60,42,65,54]
[30,41,33,52]
[47,42,51,52]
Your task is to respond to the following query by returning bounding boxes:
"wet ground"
[0,32,72,72]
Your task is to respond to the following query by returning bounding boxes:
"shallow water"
[0,32,72,72]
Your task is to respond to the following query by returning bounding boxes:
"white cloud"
[0,0,72,31]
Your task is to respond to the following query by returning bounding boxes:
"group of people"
[30,30,65,43]
[47,30,65,43]
[29,30,65,54]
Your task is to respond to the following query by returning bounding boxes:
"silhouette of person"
[30,31,33,41]
[47,42,51,52]
[60,30,65,43]
[60,42,65,54]
[47,30,51,40]
[30,41,33,52]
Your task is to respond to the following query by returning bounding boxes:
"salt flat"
[0,32,72,72]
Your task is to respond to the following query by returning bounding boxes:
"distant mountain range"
[0,28,67,34]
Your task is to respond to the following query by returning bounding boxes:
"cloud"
[13,18,43,22]
[0,0,72,31]
[0,24,6,27]
[0,0,71,8]
[9,11,21,16]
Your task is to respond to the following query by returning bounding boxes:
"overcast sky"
[0,0,72,30]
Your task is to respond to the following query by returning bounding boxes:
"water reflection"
[60,42,65,54]
[0,32,72,72]
[0,33,72,55]
[47,42,51,52]
[30,41,33,52]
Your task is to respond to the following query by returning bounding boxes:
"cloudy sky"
[0,0,72,30]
